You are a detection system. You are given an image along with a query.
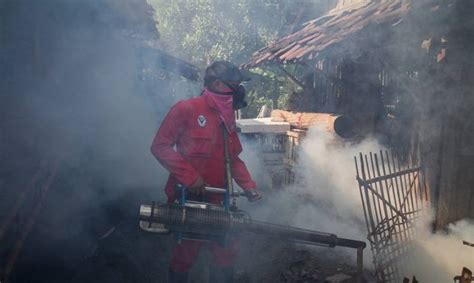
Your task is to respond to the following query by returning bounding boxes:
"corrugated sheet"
[244,0,411,68]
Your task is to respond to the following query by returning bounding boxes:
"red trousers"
[170,238,239,272]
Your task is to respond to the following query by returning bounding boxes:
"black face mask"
[223,82,248,110]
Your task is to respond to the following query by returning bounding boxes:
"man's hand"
[188,176,206,195]
[243,189,262,202]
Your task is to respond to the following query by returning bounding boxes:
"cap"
[204,61,251,84]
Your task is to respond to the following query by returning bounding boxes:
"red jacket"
[151,94,256,203]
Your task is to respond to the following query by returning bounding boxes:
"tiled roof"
[244,0,410,68]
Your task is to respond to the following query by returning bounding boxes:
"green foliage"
[147,0,294,67]
[147,0,326,116]
[239,66,303,117]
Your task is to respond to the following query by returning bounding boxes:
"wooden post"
[356,247,364,283]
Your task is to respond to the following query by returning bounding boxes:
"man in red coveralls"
[151,61,262,283]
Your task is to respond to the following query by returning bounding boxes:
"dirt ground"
[12,227,371,282]
[8,193,373,283]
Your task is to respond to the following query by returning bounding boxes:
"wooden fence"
[355,150,430,282]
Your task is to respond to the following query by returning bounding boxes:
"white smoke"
[239,126,474,278]
[239,127,383,267]
[404,213,474,282]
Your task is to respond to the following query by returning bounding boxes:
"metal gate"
[354,150,430,282]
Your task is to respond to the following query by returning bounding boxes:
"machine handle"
[204,186,227,194]
[177,185,242,197]
[205,186,245,197]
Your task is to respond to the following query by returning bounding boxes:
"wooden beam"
[277,65,305,89]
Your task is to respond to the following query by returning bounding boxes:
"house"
[243,0,474,229]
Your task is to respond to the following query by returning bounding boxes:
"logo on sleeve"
[197,115,207,127]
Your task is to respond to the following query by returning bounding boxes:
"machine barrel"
[139,204,366,249]
[247,220,365,249]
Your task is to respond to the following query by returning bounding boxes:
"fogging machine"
[139,185,366,278]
